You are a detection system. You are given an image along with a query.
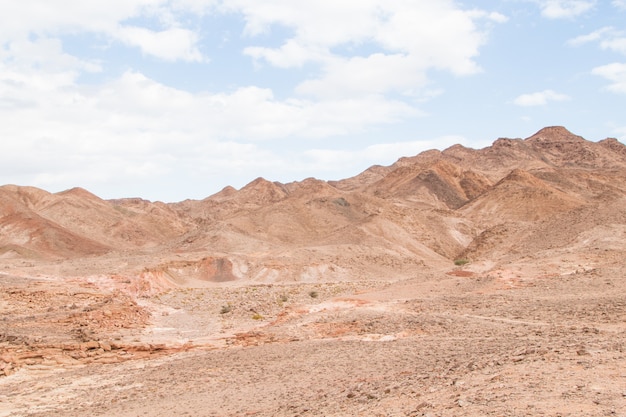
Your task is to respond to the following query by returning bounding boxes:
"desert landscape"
[1,126,625,416]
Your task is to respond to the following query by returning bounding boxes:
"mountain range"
[2,126,625,285]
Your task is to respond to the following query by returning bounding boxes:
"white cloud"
[536,0,596,19]
[230,1,496,99]
[613,0,626,10]
[0,1,154,37]
[568,27,626,55]
[295,53,430,99]
[488,12,509,23]
[592,63,626,93]
[4,38,99,73]
[244,40,328,68]
[601,37,626,55]
[0,1,500,133]
[568,27,615,46]
[468,10,509,24]
[0,0,208,62]
[513,90,571,106]
[568,28,626,92]
[115,27,204,62]
[0,0,502,101]
[223,1,380,42]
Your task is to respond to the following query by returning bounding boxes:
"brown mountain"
[1,126,625,282]
[0,185,190,259]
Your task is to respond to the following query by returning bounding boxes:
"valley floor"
[1,258,625,416]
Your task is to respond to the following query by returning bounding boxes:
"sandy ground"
[1,255,625,417]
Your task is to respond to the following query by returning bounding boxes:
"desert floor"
[1,254,625,417]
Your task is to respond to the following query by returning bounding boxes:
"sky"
[1,0,625,202]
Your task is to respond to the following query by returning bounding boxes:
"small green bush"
[252,313,264,320]
[454,259,470,266]
[309,290,319,299]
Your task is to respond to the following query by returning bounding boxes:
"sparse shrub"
[454,258,470,266]
[252,313,264,320]
[309,290,319,299]
[279,294,288,303]
[220,304,232,314]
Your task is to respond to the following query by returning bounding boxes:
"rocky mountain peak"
[526,126,585,144]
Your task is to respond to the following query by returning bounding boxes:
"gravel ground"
[1,263,625,417]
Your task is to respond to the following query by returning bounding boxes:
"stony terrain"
[1,126,625,416]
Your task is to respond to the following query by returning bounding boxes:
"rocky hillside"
[1,126,625,282]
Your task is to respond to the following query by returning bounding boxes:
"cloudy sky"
[1,0,625,201]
